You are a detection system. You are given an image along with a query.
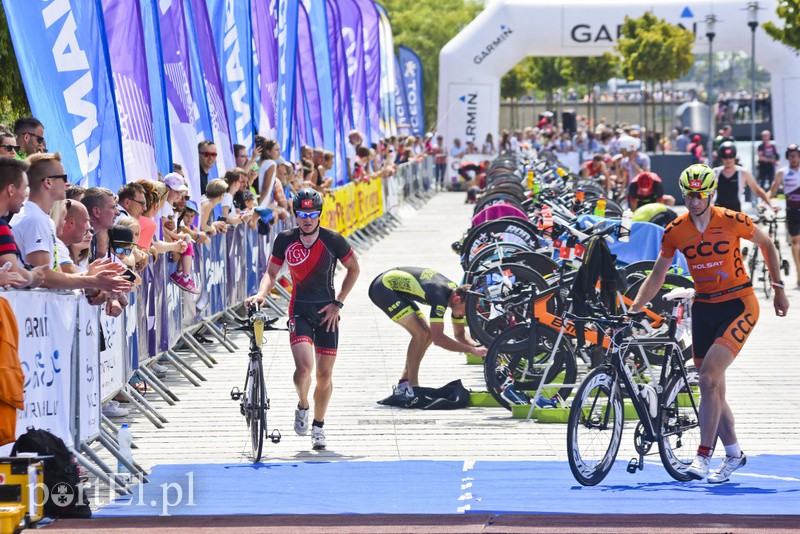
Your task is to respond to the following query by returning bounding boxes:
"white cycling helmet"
[618,135,640,153]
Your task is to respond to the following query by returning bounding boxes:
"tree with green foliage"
[501,57,535,99]
[0,7,30,127]
[763,0,800,51]
[529,57,568,111]
[379,0,482,132]
[616,11,694,136]
[561,54,619,127]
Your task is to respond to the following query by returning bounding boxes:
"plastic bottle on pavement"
[618,208,633,242]
[117,424,134,479]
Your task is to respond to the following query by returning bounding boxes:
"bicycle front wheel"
[567,366,624,486]
[658,371,701,481]
[249,358,266,462]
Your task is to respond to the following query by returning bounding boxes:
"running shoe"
[311,426,326,450]
[102,400,129,418]
[500,383,529,405]
[294,407,309,436]
[707,454,747,484]
[686,454,710,480]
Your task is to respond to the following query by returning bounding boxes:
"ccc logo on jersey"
[683,241,730,259]
[730,313,757,343]
[285,242,311,266]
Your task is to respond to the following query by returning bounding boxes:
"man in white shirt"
[11,153,130,292]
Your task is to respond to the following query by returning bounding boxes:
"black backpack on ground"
[378,379,470,409]
[11,427,91,519]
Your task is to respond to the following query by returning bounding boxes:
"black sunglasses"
[47,174,69,183]
[23,132,45,144]
[0,144,19,153]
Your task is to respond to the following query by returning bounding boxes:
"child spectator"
[200,179,229,236]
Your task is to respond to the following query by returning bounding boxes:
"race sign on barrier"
[1,291,78,450]
[202,234,228,315]
[160,259,183,352]
[76,299,101,443]
[99,308,126,404]
[322,177,384,237]
[226,225,247,305]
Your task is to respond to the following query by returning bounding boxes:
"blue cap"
[185,200,199,213]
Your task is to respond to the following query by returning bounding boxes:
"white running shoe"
[102,400,129,418]
[294,407,309,436]
[311,426,326,450]
[687,454,710,480]
[708,454,747,484]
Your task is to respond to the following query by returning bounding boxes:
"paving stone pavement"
[109,192,800,470]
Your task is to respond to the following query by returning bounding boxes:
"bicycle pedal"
[269,429,282,444]
[627,457,643,473]
[230,386,242,400]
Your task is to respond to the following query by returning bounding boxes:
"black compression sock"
[312,419,324,429]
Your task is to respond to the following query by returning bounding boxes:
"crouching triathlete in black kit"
[246,188,360,450]
[369,267,486,397]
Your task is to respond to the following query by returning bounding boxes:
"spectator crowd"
[0,115,427,417]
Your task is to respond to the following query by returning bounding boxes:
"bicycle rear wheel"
[249,358,266,462]
[567,366,624,486]
[483,324,577,410]
[658,371,701,481]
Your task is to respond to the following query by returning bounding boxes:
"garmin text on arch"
[474,26,513,64]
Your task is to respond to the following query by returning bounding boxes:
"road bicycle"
[566,288,700,486]
[746,208,791,298]
[230,308,283,462]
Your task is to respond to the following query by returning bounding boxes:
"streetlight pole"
[705,14,717,165]
[748,2,759,176]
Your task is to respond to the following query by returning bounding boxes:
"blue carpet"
[96,456,800,517]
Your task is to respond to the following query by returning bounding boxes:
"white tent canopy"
[437,0,800,153]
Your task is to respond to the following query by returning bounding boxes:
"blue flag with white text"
[399,45,424,136]
[276,0,299,159]
[3,0,125,190]
[206,0,255,154]
[139,0,173,175]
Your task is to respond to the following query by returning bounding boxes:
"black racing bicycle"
[747,208,791,298]
[566,288,700,486]
[230,308,283,462]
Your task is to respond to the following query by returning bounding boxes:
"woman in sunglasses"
[631,164,789,484]
[245,188,360,451]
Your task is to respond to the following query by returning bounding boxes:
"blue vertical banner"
[185,0,235,174]
[139,0,173,175]
[399,45,425,137]
[296,2,323,149]
[394,53,411,136]
[250,35,261,135]
[338,0,368,140]
[303,0,336,164]
[158,0,202,200]
[206,0,255,154]
[326,0,352,186]
[376,3,398,138]
[354,0,381,146]
[2,0,125,190]
[276,0,300,159]
[101,0,159,182]
[251,0,279,139]
[183,0,215,175]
